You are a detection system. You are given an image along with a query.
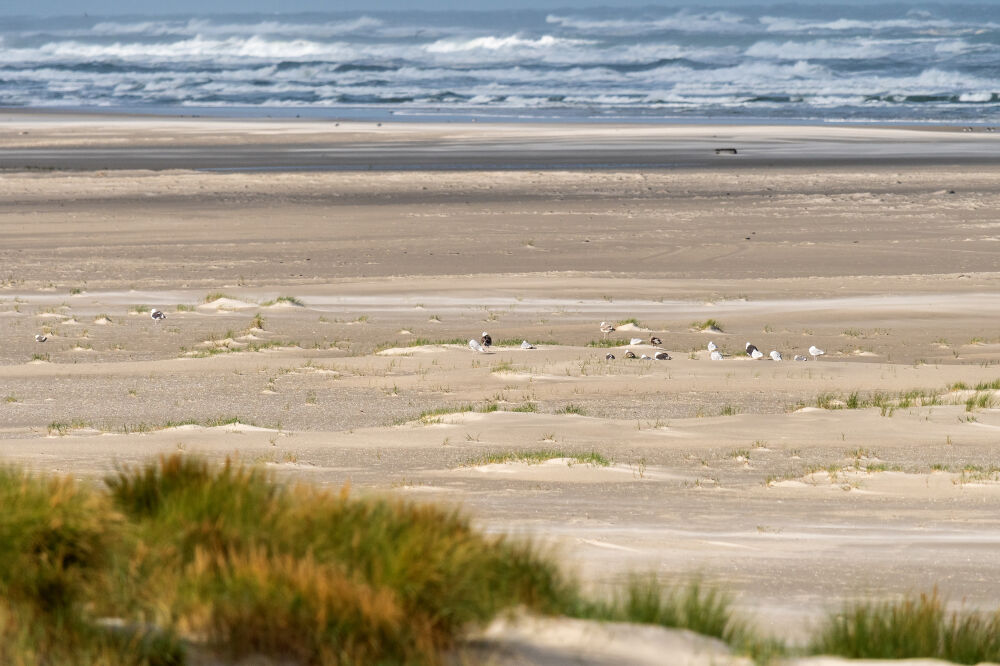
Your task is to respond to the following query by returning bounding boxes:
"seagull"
[630,337,643,346]
[794,354,808,361]
[520,340,535,350]
[769,350,782,361]
[469,339,485,353]
[707,341,718,352]
[34,334,47,343]
[650,336,662,345]
[654,351,670,360]
[809,345,825,360]
[710,350,724,361]
[746,342,762,358]
[640,354,652,360]
[600,321,615,338]
[151,309,166,322]
[625,350,636,359]
[481,332,492,348]
[605,353,615,360]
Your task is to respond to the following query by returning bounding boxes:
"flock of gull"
[465,323,826,362]
[36,312,826,363]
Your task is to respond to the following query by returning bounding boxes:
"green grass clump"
[417,401,499,421]
[812,591,1000,663]
[47,419,90,435]
[587,338,622,348]
[616,317,643,327]
[511,402,539,413]
[690,319,723,332]
[466,450,610,467]
[130,304,151,314]
[203,292,234,303]
[175,304,195,312]
[497,338,558,347]
[556,404,587,416]
[106,455,572,664]
[261,295,304,307]
[0,468,114,613]
[566,576,766,653]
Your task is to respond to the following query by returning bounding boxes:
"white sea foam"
[1,7,998,122]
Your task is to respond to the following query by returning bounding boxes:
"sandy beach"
[3,113,1000,660]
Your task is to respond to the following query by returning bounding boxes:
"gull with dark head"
[151,309,166,322]
[650,336,662,345]
[625,350,636,359]
[746,342,763,359]
[654,351,670,360]
[480,332,492,348]
[605,353,615,360]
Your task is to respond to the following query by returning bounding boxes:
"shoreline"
[3,111,1000,172]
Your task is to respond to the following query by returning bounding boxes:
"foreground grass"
[0,455,796,664]
[32,458,1000,664]
[813,591,1000,663]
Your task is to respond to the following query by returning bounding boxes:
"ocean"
[2,3,999,124]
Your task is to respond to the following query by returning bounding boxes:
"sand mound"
[471,615,749,666]
[459,458,675,483]
[198,298,256,310]
[616,322,651,332]
[376,345,450,356]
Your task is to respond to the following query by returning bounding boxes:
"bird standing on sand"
[746,342,763,359]
[151,309,166,322]
[600,321,615,339]
[707,341,718,352]
[481,332,492,348]
[654,351,670,360]
[520,340,535,350]
[625,350,637,359]
[650,336,662,345]
[809,345,825,360]
[710,350,724,361]
[35,334,46,343]
[469,339,485,353]
[770,350,782,361]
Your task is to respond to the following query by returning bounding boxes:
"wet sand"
[2,114,1000,658]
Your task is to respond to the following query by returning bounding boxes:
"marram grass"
[812,590,1000,663]
[0,455,804,664]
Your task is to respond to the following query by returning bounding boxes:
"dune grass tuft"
[465,450,610,467]
[691,319,724,332]
[812,591,1000,663]
[105,455,573,663]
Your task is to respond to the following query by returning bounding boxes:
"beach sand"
[2,114,1000,660]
